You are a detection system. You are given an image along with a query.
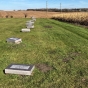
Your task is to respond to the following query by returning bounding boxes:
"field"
[0,11,59,18]
[0,18,88,88]
[53,12,88,26]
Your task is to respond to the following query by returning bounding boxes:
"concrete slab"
[6,38,22,44]
[27,25,34,29]
[5,64,35,75]
[21,28,30,32]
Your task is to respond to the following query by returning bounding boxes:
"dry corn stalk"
[53,12,88,26]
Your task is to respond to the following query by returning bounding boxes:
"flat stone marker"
[26,23,33,26]
[26,21,34,24]
[32,18,36,21]
[27,25,34,29]
[21,28,30,32]
[6,38,22,44]
[30,20,35,23]
[5,64,35,75]
[31,16,36,21]
[26,23,34,27]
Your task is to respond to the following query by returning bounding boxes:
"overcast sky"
[0,0,88,11]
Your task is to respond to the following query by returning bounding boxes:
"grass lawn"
[0,18,88,88]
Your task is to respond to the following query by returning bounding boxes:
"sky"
[0,0,88,11]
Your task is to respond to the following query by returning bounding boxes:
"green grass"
[0,18,88,88]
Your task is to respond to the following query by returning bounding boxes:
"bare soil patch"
[44,25,52,28]
[63,51,81,63]
[36,63,52,73]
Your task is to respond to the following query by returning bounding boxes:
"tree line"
[26,8,88,12]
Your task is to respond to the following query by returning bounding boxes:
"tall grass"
[0,18,88,88]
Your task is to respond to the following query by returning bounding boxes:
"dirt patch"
[36,63,52,73]
[44,25,52,28]
[63,51,81,63]
[81,78,88,83]
[63,57,72,63]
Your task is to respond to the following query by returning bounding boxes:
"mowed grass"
[0,18,88,88]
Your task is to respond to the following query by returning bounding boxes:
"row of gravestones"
[4,17,36,75]
[6,16,36,44]
[21,16,36,32]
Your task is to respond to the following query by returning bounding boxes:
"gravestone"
[6,38,22,44]
[31,16,36,21]
[27,25,34,29]
[21,28,30,32]
[26,22,33,26]
[26,20,34,24]
[32,18,36,21]
[5,64,35,75]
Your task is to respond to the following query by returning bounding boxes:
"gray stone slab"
[26,23,33,26]
[26,21,34,25]
[31,16,36,21]
[5,64,35,75]
[27,25,34,29]
[32,18,36,21]
[21,28,30,32]
[6,38,22,44]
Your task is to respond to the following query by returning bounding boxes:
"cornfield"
[52,12,88,26]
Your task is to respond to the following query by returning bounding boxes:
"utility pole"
[60,3,62,13]
[46,1,48,18]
